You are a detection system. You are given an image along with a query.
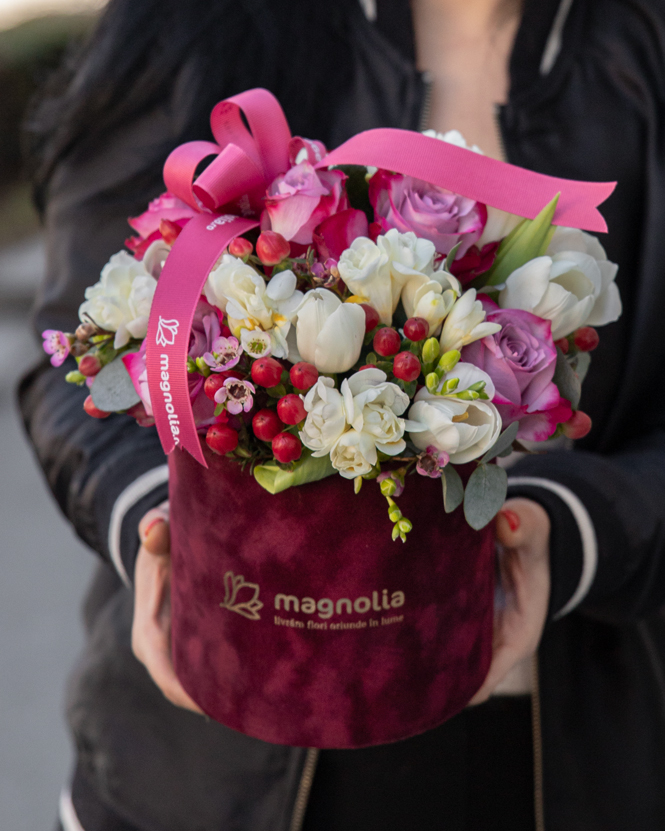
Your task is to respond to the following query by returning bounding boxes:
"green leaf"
[267,383,287,399]
[444,241,462,273]
[481,195,559,287]
[570,350,591,385]
[441,465,464,513]
[214,403,225,417]
[480,421,519,464]
[90,358,140,412]
[463,463,508,530]
[553,346,581,410]
[253,455,336,494]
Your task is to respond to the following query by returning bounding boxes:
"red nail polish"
[500,509,520,532]
[141,517,164,542]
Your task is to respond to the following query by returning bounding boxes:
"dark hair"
[27,0,358,211]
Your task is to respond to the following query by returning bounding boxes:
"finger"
[139,509,171,555]
[468,642,524,705]
[138,626,203,714]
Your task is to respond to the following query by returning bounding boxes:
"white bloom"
[329,430,378,478]
[477,205,523,247]
[240,328,271,358]
[299,377,347,457]
[422,129,483,155]
[498,249,621,340]
[204,255,303,358]
[439,289,501,352]
[338,230,435,325]
[79,250,157,348]
[141,239,171,279]
[407,387,502,464]
[545,227,621,328]
[401,267,461,336]
[294,289,366,373]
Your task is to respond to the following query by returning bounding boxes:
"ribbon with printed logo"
[146,87,616,465]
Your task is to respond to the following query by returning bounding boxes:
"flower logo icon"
[156,317,180,346]
[220,572,263,621]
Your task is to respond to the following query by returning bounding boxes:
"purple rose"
[462,309,572,441]
[368,169,486,257]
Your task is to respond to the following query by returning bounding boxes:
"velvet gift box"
[169,443,495,749]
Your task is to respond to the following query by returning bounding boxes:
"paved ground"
[0,235,94,831]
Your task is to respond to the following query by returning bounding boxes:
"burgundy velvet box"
[169,443,494,748]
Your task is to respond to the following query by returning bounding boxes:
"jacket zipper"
[289,747,319,831]
[418,72,434,132]
[493,103,508,162]
[531,654,546,831]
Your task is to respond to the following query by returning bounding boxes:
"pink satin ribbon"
[146,88,616,464]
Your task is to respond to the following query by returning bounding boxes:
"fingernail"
[140,517,164,543]
[500,509,520,532]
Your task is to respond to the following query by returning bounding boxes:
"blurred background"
[0,2,104,828]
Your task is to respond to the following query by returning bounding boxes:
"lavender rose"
[368,169,486,258]
[462,308,572,441]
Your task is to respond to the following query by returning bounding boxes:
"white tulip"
[545,227,621,328]
[299,377,347,457]
[439,289,501,352]
[204,256,303,358]
[294,289,365,373]
[79,250,157,349]
[407,388,502,464]
[499,250,620,340]
[477,205,523,247]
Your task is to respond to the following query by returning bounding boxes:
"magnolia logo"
[206,214,238,232]
[220,571,263,621]
[156,316,179,346]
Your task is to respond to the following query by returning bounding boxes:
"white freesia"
[141,239,171,279]
[329,430,379,478]
[204,255,303,358]
[498,249,621,340]
[240,328,271,358]
[401,267,461,336]
[294,289,365,373]
[439,289,501,352]
[407,387,502,464]
[545,227,622,328]
[299,377,348,457]
[79,250,157,348]
[338,230,436,325]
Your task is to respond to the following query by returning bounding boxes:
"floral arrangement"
[45,131,621,540]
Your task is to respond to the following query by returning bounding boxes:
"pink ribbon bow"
[146,88,616,465]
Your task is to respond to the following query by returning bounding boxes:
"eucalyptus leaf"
[481,195,559,288]
[571,350,591,385]
[90,357,140,412]
[463,463,508,530]
[553,346,581,410]
[253,455,336,494]
[441,465,464,513]
[480,421,519,464]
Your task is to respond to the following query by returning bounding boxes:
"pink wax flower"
[368,169,486,258]
[214,378,256,415]
[313,208,369,261]
[42,330,71,367]
[263,162,348,245]
[416,446,450,478]
[203,336,242,372]
[462,308,572,441]
[126,192,197,257]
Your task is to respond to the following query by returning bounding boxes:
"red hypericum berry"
[392,351,421,382]
[360,304,380,333]
[359,364,377,371]
[229,237,253,258]
[289,362,319,391]
[204,371,244,400]
[78,354,102,376]
[205,424,239,454]
[277,394,307,425]
[252,409,283,442]
[256,230,290,265]
[403,317,429,342]
[373,327,401,357]
[83,395,110,419]
[562,411,592,440]
[554,338,569,354]
[573,326,599,352]
[251,357,284,388]
[272,432,302,463]
[159,218,182,245]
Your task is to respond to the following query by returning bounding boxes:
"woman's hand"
[131,505,203,714]
[469,498,551,705]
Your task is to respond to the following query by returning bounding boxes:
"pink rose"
[263,162,348,245]
[462,308,572,441]
[126,192,197,257]
[368,169,486,258]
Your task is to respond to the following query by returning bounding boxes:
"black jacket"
[18,0,665,828]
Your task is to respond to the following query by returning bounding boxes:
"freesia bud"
[425,372,440,393]
[380,478,397,497]
[455,389,480,400]
[354,476,363,494]
[437,350,461,375]
[440,378,459,395]
[422,337,440,364]
[398,518,412,534]
[256,231,290,265]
